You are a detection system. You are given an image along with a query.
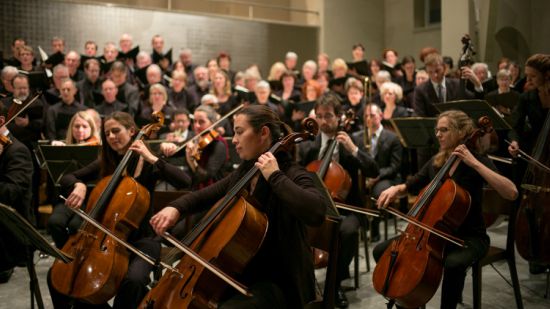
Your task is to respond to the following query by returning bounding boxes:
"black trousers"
[335,213,360,285]
[372,235,489,309]
[47,237,161,309]
[219,281,287,309]
[47,203,84,249]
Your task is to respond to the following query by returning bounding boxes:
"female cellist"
[47,111,191,308]
[150,105,329,308]
[507,53,550,274]
[375,110,518,308]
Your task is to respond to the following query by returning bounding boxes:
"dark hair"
[442,56,454,69]
[109,61,126,74]
[84,58,100,70]
[382,48,398,59]
[401,55,416,66]
[352,43,365,51]
[100,111,138,177]
[172,108,190,119]
[234,105,290,144]
[315,92,343,116]
[280,70,297,82]
[84,40,98,50]
[217,51,231,63]
[419,46,439,63]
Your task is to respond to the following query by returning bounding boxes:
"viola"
[140,119,317,309]
[306,109,355,202]
[50,112,164,304]
[372,116,493,308]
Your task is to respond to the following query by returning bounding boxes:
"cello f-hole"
[179,264,196,299]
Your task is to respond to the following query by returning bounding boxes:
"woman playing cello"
[151,105,329,308]
[374,110,517,308]
[47,111,191,308]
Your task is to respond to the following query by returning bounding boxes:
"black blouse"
[405,153,497,241]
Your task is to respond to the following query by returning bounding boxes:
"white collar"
[430,77,446,89]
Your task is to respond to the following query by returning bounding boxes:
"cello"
[50,112,164,304]
[306,109,355,202]
[140,119,317,309]
[372,116,493,308]
[514,109,550,265]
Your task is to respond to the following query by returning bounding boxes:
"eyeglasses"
[316,113,335,120]
[434,127,450,134]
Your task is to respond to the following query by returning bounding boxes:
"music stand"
[389,117,438,149]
[0,203,72,309]
[38,145,100,186]
[434,99,512,130]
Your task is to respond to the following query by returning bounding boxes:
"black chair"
[471,188,523,309]
[306,215,343,309]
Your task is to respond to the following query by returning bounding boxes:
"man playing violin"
[151,105,329,308]
[0,101,34,283]
[375,110,517,309]
[297,93,379,308]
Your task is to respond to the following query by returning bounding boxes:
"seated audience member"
[110,61,140,115]
[470,62,498,94]
[45,78,86,140]
[64,51,84,82]
[76,58,102,108]
[188,66,210,105]
[136,83,174,137]
[1,66,19,98]
[379,82,412,120]
[51,110,100,146]
[95,79,131,117]
[168,70,195,113]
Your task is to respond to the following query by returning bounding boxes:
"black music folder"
[434,99,512,130]
[346,60,369,76]
[389,117,438,149]
[0,203,72,263]
[292,100,316,114]
[38,145,100,185]
[485,91,520,110]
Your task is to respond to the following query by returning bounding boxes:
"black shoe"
[336,287,349,308]
[0,268,14,284]
[529,262,548,275]
[371,234,381,243]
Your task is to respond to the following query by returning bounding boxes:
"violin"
[306,109,355,202]
[172,104,244,155]
[0,92,42,149]
[192,129,220,160]
[78,135,101,146]
[372,116,493,308]
[50,112,164,304]
[140,120,317,309]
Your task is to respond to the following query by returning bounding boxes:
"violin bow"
[162,232,253,297]
[371,197,466,248]
[504,139,550,174]
[4,91,42,127]
[172,103,244,153]
[59,195,183,277]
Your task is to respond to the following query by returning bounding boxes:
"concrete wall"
[321,0,385,62]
